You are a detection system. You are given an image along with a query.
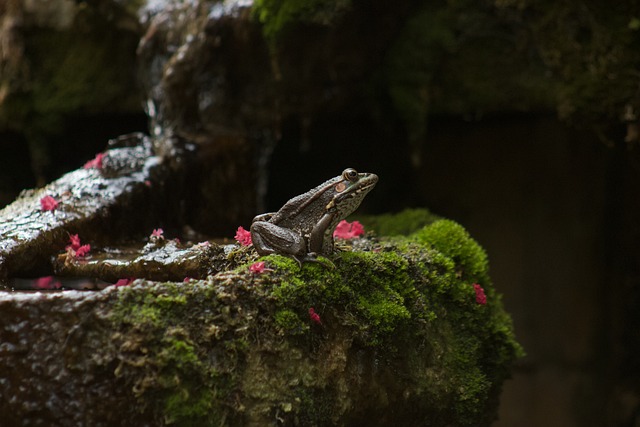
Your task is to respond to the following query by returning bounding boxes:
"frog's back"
[268,176,339,231]
[271,190,334,231]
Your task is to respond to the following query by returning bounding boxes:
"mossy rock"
[0,209,522,426]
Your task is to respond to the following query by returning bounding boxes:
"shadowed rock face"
[134,0,419,231]
[137,1,272,231]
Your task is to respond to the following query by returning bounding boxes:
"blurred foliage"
[255,0,640,142]
[0,2,141,133]
[0,1,142,183]
[492,0,640,135]
[253,0,352,39]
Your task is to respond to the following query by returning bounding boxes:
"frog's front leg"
[308,210,338,255]
[250,221,307,257]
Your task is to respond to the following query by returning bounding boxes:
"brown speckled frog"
[250,168,378,264]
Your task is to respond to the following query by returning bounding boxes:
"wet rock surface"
[0,136,181,282]
[0,217,523,426]
[0,289,152,427]
[53,239,241,282]
[137,0,270,231]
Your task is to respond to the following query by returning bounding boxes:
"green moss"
[113,285,188,328]
[274,309,308,334]
[412,219,490,284]
[158,332,223,425]
[160,333,199,369]
[111,282,232,426]
[163,387,218,426]
[265,254,345,306]
[340,251,414,341]
[253,0,351,40]
[357,291,410,330]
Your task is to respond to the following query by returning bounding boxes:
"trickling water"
[255,131,278,214]
[208,0,254,20]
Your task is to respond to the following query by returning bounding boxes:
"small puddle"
[2,236,246,292]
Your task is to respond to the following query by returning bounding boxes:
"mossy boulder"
[0,210,521,426]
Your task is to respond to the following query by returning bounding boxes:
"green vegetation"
[0,2,142,182]
[0,3,141,131]
[412,219,490,284]
[356,207,440,236]
[253,0,351,39]
[254,0,639,144]
[111,282,235,426]
[107,209,522,425]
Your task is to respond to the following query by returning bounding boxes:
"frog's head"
[325,168,378,217]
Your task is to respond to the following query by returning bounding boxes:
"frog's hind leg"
[250,221,306,257]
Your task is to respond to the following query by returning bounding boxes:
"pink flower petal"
[68,234,81,251]
[114,278,134,287]
[249,261,265,274]
[309,307,322,325]
[473,283,487,305]
[35,276,60,290]
[235,226,252,246]
[350,220,365,237]
[333,220,365,239]
[151,228,164,238]
[75,244,91,258]
[83,152,105,169]
[332,220,351,239]
[40,195,58,212]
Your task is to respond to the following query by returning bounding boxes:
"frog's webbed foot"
[292,253,335,269]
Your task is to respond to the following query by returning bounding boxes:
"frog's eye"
[342,168,358,182]
[335,182,347,192]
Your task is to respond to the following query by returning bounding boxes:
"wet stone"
[0,138,175,283]
[53,240,234,282]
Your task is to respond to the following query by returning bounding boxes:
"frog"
[250,168,378,265]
